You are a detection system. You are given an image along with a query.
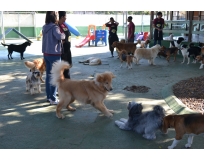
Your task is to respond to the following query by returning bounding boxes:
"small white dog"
[26,71,41,95]
[134,44,161,65]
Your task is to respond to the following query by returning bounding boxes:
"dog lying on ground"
[50,60,116,119]
[26,71,41,95]
[112,41,137,56]
[79,57,102,65]
[169,37,184,54]
[161,113,204,149]
[1,41,32,60]
[115,101,165,140]
[24,58,46,83]
[118,50,134,69]
[159,46,179,62]
[133,44,161,65]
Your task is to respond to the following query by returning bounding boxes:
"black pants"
[108,34,119,55]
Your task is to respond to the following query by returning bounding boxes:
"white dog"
[134,44,161,65]
[26,71,41,95]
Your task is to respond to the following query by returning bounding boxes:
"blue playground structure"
[64,22,80,36]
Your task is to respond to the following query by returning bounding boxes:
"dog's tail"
[50,60,71,87]
[24,61,36,69]
[1,42,8,47]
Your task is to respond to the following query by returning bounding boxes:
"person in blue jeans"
[42,11,65,105]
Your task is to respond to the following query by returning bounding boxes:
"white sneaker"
[50,99,59,105]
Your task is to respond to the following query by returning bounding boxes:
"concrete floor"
[0,38,204,158]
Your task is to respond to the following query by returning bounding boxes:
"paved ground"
[0,38,204,153]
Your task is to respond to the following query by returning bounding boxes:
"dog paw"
[66,106,76,111]
[108,109,114,114]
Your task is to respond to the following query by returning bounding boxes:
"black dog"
[188,43,202,63]
[170,37,185,48]
[1,41,31,60]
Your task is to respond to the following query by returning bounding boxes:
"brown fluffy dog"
[24,58,46,83]
[112,41,137,55]
[136,39,151,48]
[161,113,204,149]
[50,60,116,119]
[160,46,179,62]
[118,50,134,69]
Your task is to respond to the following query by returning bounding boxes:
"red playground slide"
[75,35,95,48]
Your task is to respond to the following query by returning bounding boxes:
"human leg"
[44,55,60,102]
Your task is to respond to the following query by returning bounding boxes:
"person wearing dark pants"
[153,12,165,46]
[105,17,119,57]
[58,11,72,79]
[127,16,135,43]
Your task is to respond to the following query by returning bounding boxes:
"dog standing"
[118,50,134,69]
[160,46,179,62]
[115,101,165,140]
[196,55,204,69]
[169,37,184,54]
[50,60,115,119]
[1,41,31,60]
[24,58,46,83]
[26,71,41,95]
[162,113,204,149]
[112,41,137,56]
[134,44,161,65]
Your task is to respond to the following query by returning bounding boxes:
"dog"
[161,113,204,149]
[115,101,165,140]
[24,58,46,83]
[196,55,204,69]
[169,37,184,54]
[111,41,137,56]
[79,57,101,65]
[136,39,151,48]
[187,43,203,63]
[1,41,32,60]
[133,44,161,65]
[180,44,190,64]
[50,60,116,119]
[26,71,41,95]
[116,39,126,57]
[118,50,134,69]
[160,46,179,62]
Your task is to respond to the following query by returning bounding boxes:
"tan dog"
[50,60,116,119]
[112,41,137,55]
[116,39,126,58]
[134,44,161,65]
[118,50,134,69]
[136,39,151,48]
[79,57,101,65]
[162,113,204,149]
[24,58,46,83]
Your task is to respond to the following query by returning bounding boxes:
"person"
[105,17,119,57]
[153,12,165,46]
[127,16,135,43]
[42,11,65,105]
[58,11,72,79]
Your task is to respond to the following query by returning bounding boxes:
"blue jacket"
[42,23,65,54]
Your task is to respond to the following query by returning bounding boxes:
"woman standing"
[58,11,72,79]
[42,11,65,105]
[105,17,119,57]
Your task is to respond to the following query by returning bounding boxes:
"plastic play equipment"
[64,22,80,36]
[75,25,108,48]
[135,32,150,41]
